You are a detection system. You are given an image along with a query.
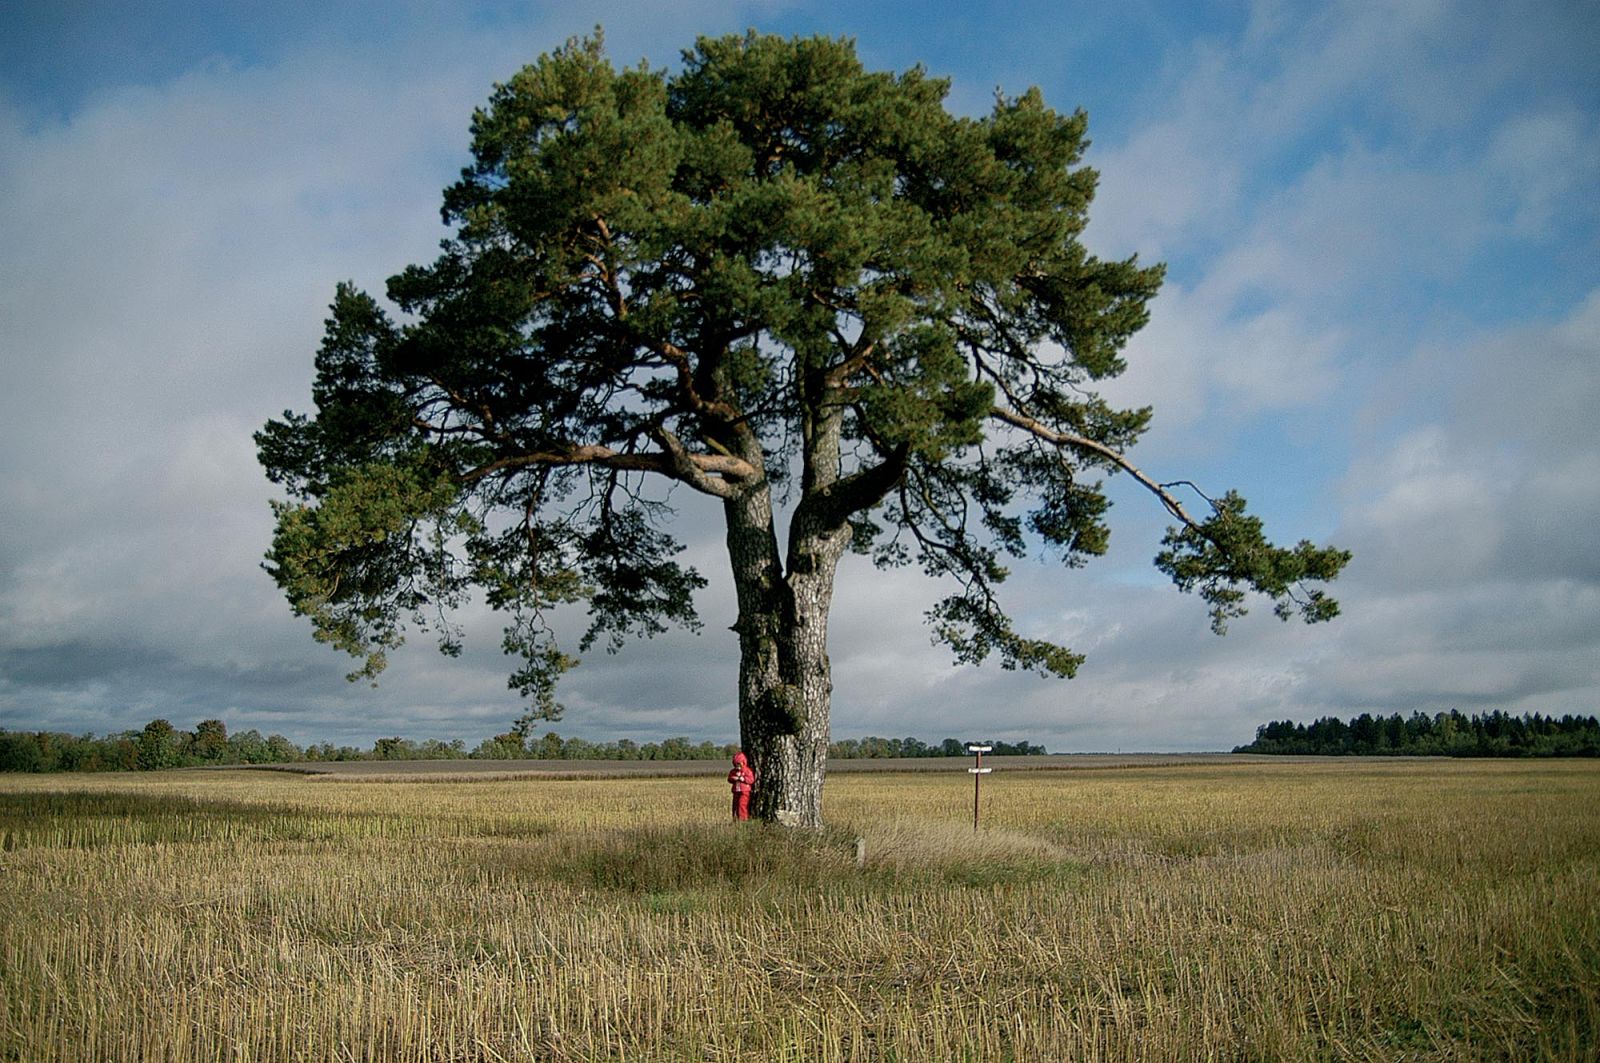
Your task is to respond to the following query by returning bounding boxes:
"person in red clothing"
[727,750,755,821]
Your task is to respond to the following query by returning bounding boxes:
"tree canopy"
[258,31,1348,824]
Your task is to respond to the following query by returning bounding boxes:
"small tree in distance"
[190,718,229,762]
[258,32,1348,826]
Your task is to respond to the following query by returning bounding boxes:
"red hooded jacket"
[727,751,755,793]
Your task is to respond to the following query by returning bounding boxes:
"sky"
[2,0,1597,753]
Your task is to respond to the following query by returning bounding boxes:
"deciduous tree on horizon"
[258,31,1349,826]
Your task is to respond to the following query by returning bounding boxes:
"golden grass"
[2,759,1596,1060]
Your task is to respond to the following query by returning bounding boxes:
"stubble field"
[2,757,1596,1061]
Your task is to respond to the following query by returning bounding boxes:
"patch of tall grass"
[1,759,1596,1060]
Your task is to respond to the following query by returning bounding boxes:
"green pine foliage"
[256,29,1347,728]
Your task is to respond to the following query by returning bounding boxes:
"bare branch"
[650,428,744,499]
[988,405,1201,528]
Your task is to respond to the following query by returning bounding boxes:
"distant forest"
[0,720,1045,774]
[1235,710,1600,757]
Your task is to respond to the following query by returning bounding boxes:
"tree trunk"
[723,480,849,828]
[717,359,900,827]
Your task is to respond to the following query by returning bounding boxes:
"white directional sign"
[965,743,994,828]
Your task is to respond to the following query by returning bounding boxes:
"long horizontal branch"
[988,405,1202,528]
[649,428,750,499]
[461,442,756,499]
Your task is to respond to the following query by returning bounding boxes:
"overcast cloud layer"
[2,0,1596,750]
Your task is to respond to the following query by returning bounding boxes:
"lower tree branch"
[461,443,756,497]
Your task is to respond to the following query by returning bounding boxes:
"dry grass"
[2,759,1596,1060]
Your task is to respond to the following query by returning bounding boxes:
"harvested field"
[3,758,1596,1060]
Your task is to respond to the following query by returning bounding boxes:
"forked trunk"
[724,481,847,828]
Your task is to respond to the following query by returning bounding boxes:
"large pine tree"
[258,32,1348,825]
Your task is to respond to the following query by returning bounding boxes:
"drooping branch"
[987,403,1348,632]
[988,405,1200,526]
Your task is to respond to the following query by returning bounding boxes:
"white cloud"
[1103,279,1344,437]
[1288,292,1600,718]
[1486,110,1600,236]
[0,35,521,738]
[0,1,802,745]
[2,1,1596,755]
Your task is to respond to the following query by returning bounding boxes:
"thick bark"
[718,370,903,827]
[723,481,847,828]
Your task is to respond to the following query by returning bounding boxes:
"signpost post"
[967,743,993,830]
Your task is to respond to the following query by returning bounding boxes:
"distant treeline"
[0,720,1046,773]
[1235,710,1600,757]
[829,736,1046,758]
[0,719,432,773]
[0,720,737,773]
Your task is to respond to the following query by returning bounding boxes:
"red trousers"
[731,791,751,821]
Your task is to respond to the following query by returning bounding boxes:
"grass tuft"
[853,818,1087,888]
[560,822,852,894]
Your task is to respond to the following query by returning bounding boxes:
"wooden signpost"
[967,743,992,830]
